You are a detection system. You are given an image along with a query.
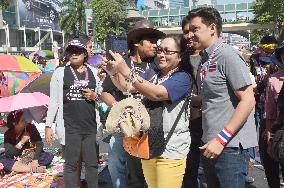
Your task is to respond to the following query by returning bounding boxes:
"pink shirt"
[265,70,284,120]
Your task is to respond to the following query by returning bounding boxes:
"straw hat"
[105,98,150,137]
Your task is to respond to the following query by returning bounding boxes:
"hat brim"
[65,45,87,51]
[105,98,150,135]
[127,28,166,46]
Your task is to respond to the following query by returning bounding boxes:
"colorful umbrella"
[29,50,55,60]
[21,72,52,96]
[44,62,57,72]
[88,54,103,67]
[0,92,49,113]
[0,55,42,73]
[34,51,47,57]
[48,59,60,66]
[0,55,41,96]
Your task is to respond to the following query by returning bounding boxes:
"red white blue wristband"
[215,128,233,146]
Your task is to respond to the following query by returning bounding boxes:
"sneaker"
[245,176,254,183]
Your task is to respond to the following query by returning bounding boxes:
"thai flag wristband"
[215,128,233,146]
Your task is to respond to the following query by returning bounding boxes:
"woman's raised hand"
[101,50,131,77]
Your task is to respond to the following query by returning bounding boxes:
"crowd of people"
[0,6,284,188]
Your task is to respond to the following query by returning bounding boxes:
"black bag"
[271,84,284,163]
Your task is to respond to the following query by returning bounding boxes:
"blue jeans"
[108,133,128,188]
[201,146,249,188]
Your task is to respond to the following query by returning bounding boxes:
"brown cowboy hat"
[127,19,166,47]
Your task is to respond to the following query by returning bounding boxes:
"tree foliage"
[253,0,284,41]
[0,0,10,9]
[91,0,128,43]
[59,0,86,39]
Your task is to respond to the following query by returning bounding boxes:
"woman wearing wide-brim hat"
[102,35,192,188]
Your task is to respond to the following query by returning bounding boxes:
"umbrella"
[21,72,52,96]
[42,59,58,73]
[0,55,41,73]
[4,72,40,96]
[0,92,49,113]
[30,50,54,60]
[23,105,48,123]
[35,51,47,57]
[0,55,41,97]
[88,54,103,67]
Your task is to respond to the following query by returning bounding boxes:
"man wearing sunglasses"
[100,19,165,188]
[186,7,257,188]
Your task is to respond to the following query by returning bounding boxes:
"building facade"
[168,0,186,8]
[0,0,64,53]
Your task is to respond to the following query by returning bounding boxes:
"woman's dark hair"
[188,7,222,37]
[164,34,181,52]
[6,110,24,129]
[163,34,193,77]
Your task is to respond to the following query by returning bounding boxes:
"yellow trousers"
[141,157,186,188]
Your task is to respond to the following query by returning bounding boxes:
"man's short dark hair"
[181,16,190,30]
[260,35,278,45]
[188,7,222,37]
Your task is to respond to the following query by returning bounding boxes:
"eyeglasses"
[155,47,180,55]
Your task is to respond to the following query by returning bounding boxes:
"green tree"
[253,0,284,41]
[59,0,86,39]
[92,0,128,44]
[0,0,10,9]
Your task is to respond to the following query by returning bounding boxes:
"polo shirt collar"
[204,38,223,56]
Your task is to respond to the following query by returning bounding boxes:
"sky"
[217,0,255,4]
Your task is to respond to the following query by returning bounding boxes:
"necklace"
[70,65,88,81]
[148,67,179,85]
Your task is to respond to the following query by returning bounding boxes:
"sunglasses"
[156,47,180,55]
[66,48,86,56]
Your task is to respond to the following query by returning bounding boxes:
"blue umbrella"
[87,54,103,67]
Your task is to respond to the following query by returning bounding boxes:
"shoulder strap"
[164,95,190,144]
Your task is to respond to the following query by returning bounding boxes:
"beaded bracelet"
[16,141,24,149]
[94,93,100,102]
[215,127,233,146]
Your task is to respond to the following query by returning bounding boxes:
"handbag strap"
[164,95,190,145]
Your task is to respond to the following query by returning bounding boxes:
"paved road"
[0,126,270,188]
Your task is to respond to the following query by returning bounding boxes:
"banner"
[18,0,63,30]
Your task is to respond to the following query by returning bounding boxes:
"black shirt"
[102,56,159,101]
[63,65,97,134]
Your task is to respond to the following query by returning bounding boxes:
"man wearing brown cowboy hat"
[101,19,165,188]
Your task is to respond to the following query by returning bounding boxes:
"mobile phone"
[105,34,128,60]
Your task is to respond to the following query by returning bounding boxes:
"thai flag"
[208,61,217,72]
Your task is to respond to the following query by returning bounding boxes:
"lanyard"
[69,65,88,81]
[149,67,179,85]
[130,59,150,73]
[200,42,224,88]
